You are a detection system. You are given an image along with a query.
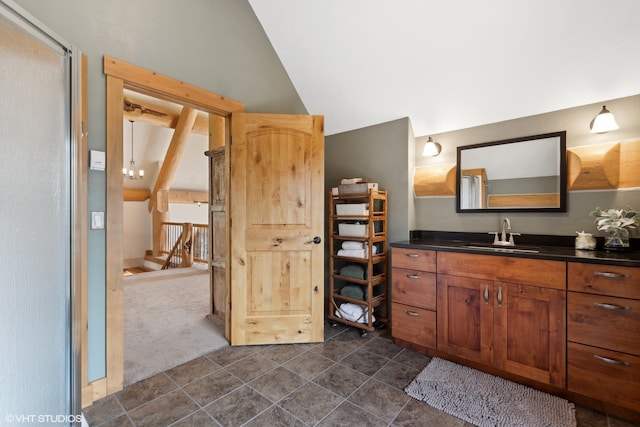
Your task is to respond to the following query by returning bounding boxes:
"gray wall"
[16,0,306,381]
[414,94,640,237]
[325,117,413,244]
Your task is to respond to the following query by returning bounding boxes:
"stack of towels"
[337,241,378,258]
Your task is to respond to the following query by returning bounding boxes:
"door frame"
[88,56,244,405]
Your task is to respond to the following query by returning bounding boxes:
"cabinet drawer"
[568,342,640,411]
[391,247,436,272]
[392,268,436,309]
[568,292,640,355]
[392,302,436,349]
[438,252,565,289]
[568,262,640,300]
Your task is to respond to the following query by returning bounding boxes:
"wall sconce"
[422,136,442,157]
[590,105,619,134]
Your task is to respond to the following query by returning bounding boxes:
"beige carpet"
[406,357,576,427]
[124,266,228,386]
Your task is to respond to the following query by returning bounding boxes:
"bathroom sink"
[462,244,540,254]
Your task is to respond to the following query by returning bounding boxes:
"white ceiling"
[248,0,640,137]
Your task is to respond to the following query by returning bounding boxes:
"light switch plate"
[90,150,105,171]
[91,211,104,230]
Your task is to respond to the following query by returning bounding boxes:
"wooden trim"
[209,114,226,148]
[102,57,245,397]
[488,193,560,208]
[105,75,125,394]
[104,56,245,116]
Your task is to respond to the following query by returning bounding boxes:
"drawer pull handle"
[593,354,631,367]
[405,253,420,258]
[406,274,420,279]
[497,286,503,308]
[404,310,421,317]
[594,271,631,279]
[594,302,630,311]
[483,284,489,305]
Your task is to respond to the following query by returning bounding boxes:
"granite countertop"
[391,231,640,267]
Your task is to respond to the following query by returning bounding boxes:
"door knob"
[305,236,322,244]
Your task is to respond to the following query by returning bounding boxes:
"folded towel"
[337,246,378,259]
[340,285,365,300]
[342,241,365,250]
[340,264,366,279]
[337,249,366,258]
[335,303,375,323]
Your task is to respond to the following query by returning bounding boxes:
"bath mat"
[405,357,576,427]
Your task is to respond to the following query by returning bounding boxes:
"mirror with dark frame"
[456,131,567,213]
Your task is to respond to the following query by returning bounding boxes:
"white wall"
[123,202,151,267]
[123,202,209,267]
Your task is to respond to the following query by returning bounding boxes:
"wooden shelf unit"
[328,189,388,334]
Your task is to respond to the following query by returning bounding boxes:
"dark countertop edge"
[390,231,640,267]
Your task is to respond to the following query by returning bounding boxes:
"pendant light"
[123,120,144,180]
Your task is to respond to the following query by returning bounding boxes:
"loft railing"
[160,222,208,269]
[192,223,208,263]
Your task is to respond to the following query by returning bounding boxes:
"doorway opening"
[85,56,244,406]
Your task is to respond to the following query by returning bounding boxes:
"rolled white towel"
[342,241,364,250]
[335,303,375,323]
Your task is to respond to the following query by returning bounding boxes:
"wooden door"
[437,274,493,365]
[230,113,324,345]
[493,282,566,387]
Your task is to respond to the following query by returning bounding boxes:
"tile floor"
[84,323,637,427]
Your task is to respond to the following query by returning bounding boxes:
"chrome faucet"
[489,218,520,246]
[501,218,511,242]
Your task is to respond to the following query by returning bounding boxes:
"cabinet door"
[437,274,493,365]
[493,282,566,387]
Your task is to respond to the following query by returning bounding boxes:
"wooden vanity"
[390,236,640,422]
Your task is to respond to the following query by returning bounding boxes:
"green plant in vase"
[589,207,639,250]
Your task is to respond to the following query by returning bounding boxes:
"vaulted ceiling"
[248,0,640,136]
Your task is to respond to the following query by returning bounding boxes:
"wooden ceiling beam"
[168,190,209,204]
[123,93,209,135]
[123,188,151,201]
[149,106,199,211]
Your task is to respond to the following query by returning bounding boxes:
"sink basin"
[462,244,540,254]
